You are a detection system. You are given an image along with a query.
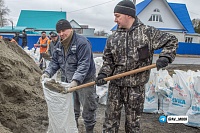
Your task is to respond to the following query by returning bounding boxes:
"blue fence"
[1,34,200,55]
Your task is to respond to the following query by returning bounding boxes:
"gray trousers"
[102,83,145,133]
[73,78,98,129]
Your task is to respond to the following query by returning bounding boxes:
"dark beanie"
[114,0,136,18]
[50,32,58,37]
[56,19,72,32]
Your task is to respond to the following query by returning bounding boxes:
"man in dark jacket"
[19,30,27,48]
[42,19,97,133]
[48,32,60,57]
[96,1,178,133]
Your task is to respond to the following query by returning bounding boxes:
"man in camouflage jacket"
[96,1,178,133]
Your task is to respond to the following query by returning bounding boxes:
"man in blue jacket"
[42,19,97,133]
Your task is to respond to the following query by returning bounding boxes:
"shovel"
[65,64,156,93]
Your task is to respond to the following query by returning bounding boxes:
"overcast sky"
[4,0,200,33]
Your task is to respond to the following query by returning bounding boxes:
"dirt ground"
[0,39,200,133]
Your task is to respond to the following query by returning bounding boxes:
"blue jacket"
[45,32,96,84]
[48,36,60,56]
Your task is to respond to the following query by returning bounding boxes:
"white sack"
[42,79,78,133]
[143,68,158,113]
[185,75,200,127]
[167,70,191,116]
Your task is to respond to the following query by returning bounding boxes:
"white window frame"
[148,14,163,22]
[185,37,193,43]
[154,8,160,12]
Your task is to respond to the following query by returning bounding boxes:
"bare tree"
[94,30,108,36]
[0,0,10,27]
[192,18,200,34]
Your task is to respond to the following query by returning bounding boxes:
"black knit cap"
[50,32,58,37]
[56,19,72,33]
[114,0,136,18]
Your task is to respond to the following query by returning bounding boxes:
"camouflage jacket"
[99,19,178,87]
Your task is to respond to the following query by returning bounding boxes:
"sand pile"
[0,39,48,133]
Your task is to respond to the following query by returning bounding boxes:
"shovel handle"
[67,64,156,93]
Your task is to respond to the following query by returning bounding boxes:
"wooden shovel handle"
[67,64,156,93]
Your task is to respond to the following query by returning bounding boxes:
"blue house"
[112,0,200,44]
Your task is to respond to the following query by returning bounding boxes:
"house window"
[154,8,160,12]
[185,37,193,43]
[148,14,163,22]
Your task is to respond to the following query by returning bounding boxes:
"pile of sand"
[0,39,48,133]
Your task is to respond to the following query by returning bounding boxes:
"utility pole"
[8,19,13,30]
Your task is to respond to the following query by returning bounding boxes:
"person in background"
[41,19,97,133]
[19,30,27,48]
[48,31,60,57]
[3,37,17,44]
[13,32,19,44]
[35,31,49,70]
[95,0,178,133]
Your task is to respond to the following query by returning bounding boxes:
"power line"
[189,11,199,16]
[68,0,115,13]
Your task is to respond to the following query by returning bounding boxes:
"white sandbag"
[167,70,192,116]
[155,70,173,114]
[158,94,171,115]
[96,85,108,105]
[94,57,103,76]
[25,47,40,64]
[42,79,78,133]
[186,70,195,97]
[143,68,158,113]
[185,76,200,127]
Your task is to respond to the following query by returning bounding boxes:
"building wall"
[83,29,95,36]
[138,0,184,30]
[165,31,200,43]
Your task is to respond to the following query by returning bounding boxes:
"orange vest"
[0,36,3,39]
[39,37,49,53]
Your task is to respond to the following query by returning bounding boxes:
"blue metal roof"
[111,0,195,33]
[136,0,152,15]
[158,28,186,32]
[17,10,66,30]
[168,3,195,33]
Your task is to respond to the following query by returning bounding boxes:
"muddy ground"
[78,64,200,133]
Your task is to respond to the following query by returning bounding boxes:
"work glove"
[95,73,107,86]
[62,80,78,94]
[156,57,169,70]
[40,72,50,82]
[68,80,78,88]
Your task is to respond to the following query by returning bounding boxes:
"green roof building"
[17,10,66,32]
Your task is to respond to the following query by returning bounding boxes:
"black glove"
[156,57,169,70]
[96,73,107,86]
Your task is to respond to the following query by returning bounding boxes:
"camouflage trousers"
[102,83,145,133]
